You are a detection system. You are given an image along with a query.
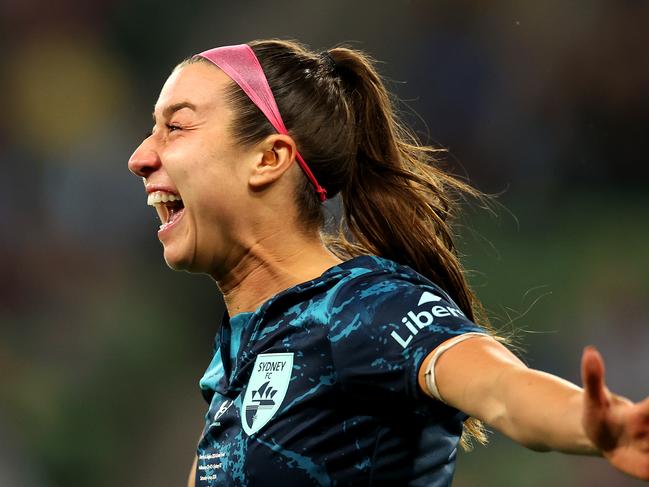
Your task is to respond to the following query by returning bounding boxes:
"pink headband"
[198,44,327,202]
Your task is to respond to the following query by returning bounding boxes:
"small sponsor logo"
[241,352,293,435]
[418,291,442,305]
[390,291,465,348]
[212,399,232,426]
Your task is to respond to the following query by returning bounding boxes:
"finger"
[581,345,609,408]
[638,395,649,416]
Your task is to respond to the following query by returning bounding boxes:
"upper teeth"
[147,191,182,206]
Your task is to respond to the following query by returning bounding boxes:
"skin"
[130,62,649,485]
[418,338,649,480]
[128,63,342,315]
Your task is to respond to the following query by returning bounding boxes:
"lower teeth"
[160,208,183,230]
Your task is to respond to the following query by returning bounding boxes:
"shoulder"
[323,256,485,398]
[327,256,477,342]
[330,255,461,318]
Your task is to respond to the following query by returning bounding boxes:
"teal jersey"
[196,255,486,486]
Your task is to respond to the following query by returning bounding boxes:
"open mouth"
[147,191,185,232]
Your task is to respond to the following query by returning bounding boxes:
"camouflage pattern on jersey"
[196,255,486,486]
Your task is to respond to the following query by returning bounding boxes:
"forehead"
[154,61,232,118]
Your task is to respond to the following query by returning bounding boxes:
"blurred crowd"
[0,1,647,485]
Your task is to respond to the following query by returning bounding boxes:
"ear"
[248,134,298,192]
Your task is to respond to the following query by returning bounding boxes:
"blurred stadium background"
[1,0,647,485]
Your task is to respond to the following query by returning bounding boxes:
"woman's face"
[128,62,256,274]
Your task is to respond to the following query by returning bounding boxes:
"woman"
[128,40,649,486]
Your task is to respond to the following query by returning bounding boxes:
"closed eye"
[141,124,181,141]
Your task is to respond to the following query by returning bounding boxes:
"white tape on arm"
[424,332,488,404]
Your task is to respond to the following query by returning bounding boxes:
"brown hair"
[181,39,498,450]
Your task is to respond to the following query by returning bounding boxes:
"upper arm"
[418,334,528,425]
[418,335,599,453]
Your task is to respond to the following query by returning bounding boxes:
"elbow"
[523,441,552,453]
[501,422,552,452]
[486,401,552,453]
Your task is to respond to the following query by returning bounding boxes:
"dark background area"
[1,1,647,485]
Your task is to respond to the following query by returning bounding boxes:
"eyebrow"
[152,101,198,122]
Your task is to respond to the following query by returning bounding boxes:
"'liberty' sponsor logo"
[390,291,465,348]
[241,352,293,435]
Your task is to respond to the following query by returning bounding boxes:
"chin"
[162,245,195,272]
[163,246,213,275]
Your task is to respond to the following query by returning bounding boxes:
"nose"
[128,138,162,178]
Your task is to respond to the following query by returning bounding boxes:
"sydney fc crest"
[242,352,293,435]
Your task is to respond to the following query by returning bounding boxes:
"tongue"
[168,206,184,225]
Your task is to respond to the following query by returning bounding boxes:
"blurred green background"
[1,1,647,485]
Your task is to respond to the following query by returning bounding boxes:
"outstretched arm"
[418,336,649,480]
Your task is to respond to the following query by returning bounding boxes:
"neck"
[213,234,343,317]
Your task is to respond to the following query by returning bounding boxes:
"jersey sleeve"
[328,273,488,401]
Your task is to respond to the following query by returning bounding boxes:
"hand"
[581,345,649,481]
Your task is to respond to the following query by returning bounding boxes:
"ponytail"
[326,48,480,320]
[326,47,493,449]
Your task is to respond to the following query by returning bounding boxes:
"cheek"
[191,174,244,231]
[201,157,249,210]
[176,138,249,227]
